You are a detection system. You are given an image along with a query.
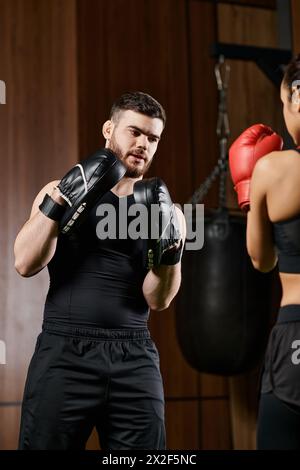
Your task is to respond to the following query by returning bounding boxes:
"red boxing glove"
[229,124,283,211]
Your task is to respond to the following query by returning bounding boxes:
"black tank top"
[44,191,149,328]
[272,148,300,273]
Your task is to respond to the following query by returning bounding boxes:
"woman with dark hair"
[229,54,300,449]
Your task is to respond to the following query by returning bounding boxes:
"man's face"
[103,110,164,177]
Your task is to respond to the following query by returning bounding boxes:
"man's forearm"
[14,212,59,277]
[142,263,181,311]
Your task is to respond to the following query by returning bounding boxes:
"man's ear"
[102,120,113,140]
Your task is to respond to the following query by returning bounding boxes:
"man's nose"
[136,134,148,149]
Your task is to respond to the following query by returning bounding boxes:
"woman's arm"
[246,157,277,272]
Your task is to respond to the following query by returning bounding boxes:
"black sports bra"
[273,214,300,273]
[272,148,300,273]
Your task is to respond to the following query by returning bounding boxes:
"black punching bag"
[176,208,273,375]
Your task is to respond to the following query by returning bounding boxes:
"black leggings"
[257,392,300,449]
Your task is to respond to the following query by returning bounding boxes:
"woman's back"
[265,149,300,305]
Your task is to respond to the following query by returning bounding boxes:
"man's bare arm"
[14,180,65,277]
[142,207,186,311]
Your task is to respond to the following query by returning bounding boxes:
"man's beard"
[108,135,153,178]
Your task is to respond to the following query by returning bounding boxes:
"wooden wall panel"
[77,0,193,201]
[76,0,225,449]
[86,427,100,450]
[200,0,276,8]
[217,3,282,140]
[0,0,284,452]
[165,401,199,449]
[187,0,219,207]
[228,369,260,450]
[291,0,300,53]
[76,0,200,404]
[217,3,281,450]
[200,399,232,449]
[0,406,21,450]
[0,0,78,449]
[183,0,231,436]
[152,310,199,398]
[217,2,281,211]
[199,373,228,397]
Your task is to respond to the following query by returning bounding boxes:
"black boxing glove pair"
[39,151,183,268]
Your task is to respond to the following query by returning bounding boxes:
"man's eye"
[131,129,139,136]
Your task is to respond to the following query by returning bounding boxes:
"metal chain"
[188,56,230,205]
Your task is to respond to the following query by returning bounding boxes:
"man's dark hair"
[110,91,166,126]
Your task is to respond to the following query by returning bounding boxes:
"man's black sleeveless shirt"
[43,191,150,328]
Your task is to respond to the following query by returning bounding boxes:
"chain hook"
[188,56,231,205]
[215,55,231,139]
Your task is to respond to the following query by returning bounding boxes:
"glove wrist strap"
[39,194,66,222]
[160,240,184,266]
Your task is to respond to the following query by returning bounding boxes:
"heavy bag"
[176,208,274,375]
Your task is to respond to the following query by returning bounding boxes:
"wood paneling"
[77,0,193,201]
[0,0,78,448]
[151,309,199,398]
[86,427,100,450]
[0,405,21,450]
[291,0,300,53]
[200,398,232,449]
[76,0,202,401]
[217,2,281,449]
[187,0,219,207]
[199,373,228,397]
[0,0,283,452]
[165,400,199,449]
[217,3,281,136]
[205,0,276,9]
[228,369,260,450]
[218,2,283,206]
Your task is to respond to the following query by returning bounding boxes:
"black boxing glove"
[133,177,183,269]
[39,149,126,231]
[55,148,126,234]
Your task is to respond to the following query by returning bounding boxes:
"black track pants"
[19,322,166,450]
